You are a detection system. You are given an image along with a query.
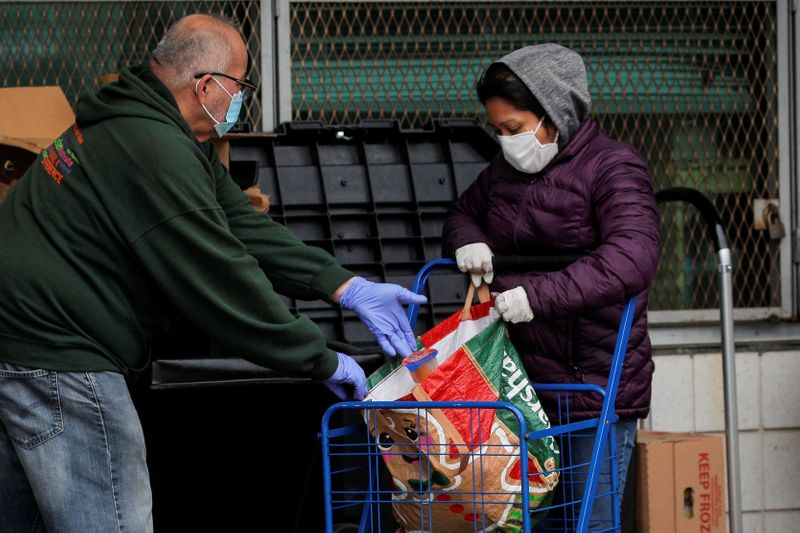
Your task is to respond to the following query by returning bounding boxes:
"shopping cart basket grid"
[322,259,636,532]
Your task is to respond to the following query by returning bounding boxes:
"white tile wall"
[650,354,694,432]
[738,431,764,512]
[693,353,725,432]
[762,430,800,510]
[764,510,800,533]
[761,351,800,429]
[688,352,760,432]
[734,352,761,431]
[742,511,765,533]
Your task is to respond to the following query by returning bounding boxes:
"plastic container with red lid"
[402,348,439,383]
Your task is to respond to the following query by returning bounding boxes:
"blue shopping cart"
[321,259,636,532]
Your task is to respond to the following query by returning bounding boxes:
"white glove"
[495,286,534,323]
[455,243,494,287]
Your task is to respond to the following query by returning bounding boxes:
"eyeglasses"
[194,72,257,100]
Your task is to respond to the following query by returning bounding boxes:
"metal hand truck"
[321,258,637,532]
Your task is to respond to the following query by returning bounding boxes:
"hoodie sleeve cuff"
[312,263,356,304]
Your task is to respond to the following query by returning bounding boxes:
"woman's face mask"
[195,76,244,138]
[496,117,559,174]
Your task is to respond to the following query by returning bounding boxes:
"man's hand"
[337,277,427,357]
[455,243,494,287]
[495,286,534,323]
[324,353,368,400]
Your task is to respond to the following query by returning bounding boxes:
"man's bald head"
[152,14,247,90]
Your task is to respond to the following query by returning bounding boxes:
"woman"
[443,43,660,526]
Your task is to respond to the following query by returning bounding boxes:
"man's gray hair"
[152,13,244,89]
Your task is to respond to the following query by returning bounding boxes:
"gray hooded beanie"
[498,43,592,147]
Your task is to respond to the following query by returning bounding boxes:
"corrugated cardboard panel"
[0,86,74,153]
[674,436,725,533]
[636,431,726,533]
[637,432,677,533]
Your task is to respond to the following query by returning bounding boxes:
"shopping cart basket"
[321,258,636,532]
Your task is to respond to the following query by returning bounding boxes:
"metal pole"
[276,0,293,124]
[718,247,743,533]
[777,0,795,318]
[656,188,744,532]
[259,0,276,131]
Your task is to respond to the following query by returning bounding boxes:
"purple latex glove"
[338,277,427,357]
[324,352,368,400]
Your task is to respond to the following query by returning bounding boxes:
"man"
[0,14,424,532]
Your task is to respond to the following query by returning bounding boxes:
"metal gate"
[0,0,794,319]
[286,0,792,319]
[0,1,263,129]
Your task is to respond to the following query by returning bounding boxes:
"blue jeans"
[0,362,153,532]
[545,417,637,532]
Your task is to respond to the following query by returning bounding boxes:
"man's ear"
[194,74,214,103]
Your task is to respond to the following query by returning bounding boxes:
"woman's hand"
[495,286,534,323]
[455,243,494,287]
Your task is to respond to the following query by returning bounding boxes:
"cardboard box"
[636,431,726,533]
[0,86,75,201]
[0,86,75,154]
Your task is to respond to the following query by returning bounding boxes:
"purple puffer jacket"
[443,118,660,420]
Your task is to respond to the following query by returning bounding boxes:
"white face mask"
[497,118,559,174]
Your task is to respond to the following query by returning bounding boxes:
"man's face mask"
[195,76,244,138]
[496,117,559,174]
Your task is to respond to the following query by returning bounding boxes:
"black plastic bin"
[228,118,498,343]
[140,119,498,531]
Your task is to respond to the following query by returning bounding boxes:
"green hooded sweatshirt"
[0,65,352,379]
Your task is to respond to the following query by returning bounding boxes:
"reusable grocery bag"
[365,284,560,532]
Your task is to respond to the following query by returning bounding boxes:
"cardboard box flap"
[0,86,75,152]
[637,430,711,446]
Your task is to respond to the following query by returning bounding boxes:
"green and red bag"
[365,284,560,532]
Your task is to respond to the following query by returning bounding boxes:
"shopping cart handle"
[655,187,729,252]
[408,255,585,328]
[494,254,584,272]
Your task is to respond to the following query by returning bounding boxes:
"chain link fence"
[290,1,782,312]
[0,1,263,129]
[0,1,785,313]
